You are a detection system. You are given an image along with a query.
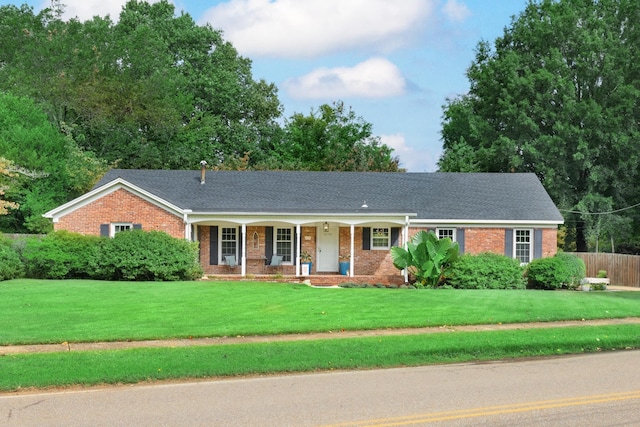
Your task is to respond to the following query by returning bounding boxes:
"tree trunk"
[576,219,588,252]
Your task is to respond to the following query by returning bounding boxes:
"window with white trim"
[221,227,237,262]
[112,223,132,236]
[437,228,455,241]
[372,227,390,249]
[515,229,532,264]
[276,227,292,262]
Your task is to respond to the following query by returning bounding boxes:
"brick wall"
[54,188,184,238]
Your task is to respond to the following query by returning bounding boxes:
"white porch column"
[349,224,355,277]
[295,224,301,276]
[241,224,247,276]
[404,216,410,283]
[184,222,191,241]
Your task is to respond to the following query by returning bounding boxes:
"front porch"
[201,273,406,287]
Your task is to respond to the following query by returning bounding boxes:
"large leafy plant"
[391,230,459,287]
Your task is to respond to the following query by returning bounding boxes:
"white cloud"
[201,0,435,58]
[39,0,166,22]
[283,58,406,99]
[442,0,471,23]
[381,133,439,172]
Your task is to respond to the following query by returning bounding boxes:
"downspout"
[349,224,355,277]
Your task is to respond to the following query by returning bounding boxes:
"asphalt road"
[2,350,640,426]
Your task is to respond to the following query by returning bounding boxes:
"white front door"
[316,226,339,272]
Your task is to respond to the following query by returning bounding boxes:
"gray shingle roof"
[95,170,564,222]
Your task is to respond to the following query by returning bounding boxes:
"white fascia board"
[43,178,185,220]
[186,212,417,226]
[409,219,564,227]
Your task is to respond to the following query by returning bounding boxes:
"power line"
[560,202,640,215]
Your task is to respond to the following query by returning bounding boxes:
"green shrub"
[526,253,585,290]
[22,231,100,279]
[91,230,202,281]
[0,245,24,280]
[445,253,526,289]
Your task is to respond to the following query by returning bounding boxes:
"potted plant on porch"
[339,254,350,275]
[300,250,313,275]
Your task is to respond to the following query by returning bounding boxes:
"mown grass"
[2,324,639,392]
[2,279,640,345]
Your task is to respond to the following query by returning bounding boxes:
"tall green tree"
[267,101,401,171]
[0,93,106,233]
[438,0,640,251]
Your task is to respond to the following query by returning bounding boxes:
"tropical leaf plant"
[391,230,459,287]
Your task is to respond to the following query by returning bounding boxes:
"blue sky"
[1,0,531,171]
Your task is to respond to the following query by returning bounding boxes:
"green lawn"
[2,279,640,345]
[2,279,640,392]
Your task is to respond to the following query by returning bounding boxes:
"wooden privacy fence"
[568,253,640,288]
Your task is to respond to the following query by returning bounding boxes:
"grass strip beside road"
[3,280,640,345]
[2,324,639,392]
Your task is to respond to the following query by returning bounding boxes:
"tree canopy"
[0,1,400,232]
[438,0,640,252]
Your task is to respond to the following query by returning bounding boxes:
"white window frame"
[436,228,456,241]
[275,227,293,263]
[514,229,533,265]
[371,227,390,250]
[220,227,238,264]
[111,223,132,237]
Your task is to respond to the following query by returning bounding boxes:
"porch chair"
[224,255,237,272]
[266,255,283,274]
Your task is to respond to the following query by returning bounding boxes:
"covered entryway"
[316,225,339,272]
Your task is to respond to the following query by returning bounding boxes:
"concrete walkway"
[3,316,640,356]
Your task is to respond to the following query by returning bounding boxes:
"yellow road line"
[319,390,640,427]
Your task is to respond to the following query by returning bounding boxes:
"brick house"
[43,168,563,282]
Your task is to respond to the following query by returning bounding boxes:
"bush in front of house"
[525,253,586,290]
[91,230,202,281]
[0,235,24,280]
[22,231,100,279]
[444,253,526,289]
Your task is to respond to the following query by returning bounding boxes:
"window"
[515,229,532,264]
[276,228,292,262]
[221,227,237,261]
[437,228,455,241]
[112,223,132,236]
[372,227,390,249]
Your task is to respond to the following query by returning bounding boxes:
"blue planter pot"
[301,262,312,275]
[339,261,350,275]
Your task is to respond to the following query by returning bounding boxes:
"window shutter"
[534,229,543,259]
[237,226,242,265]
[209,226,218,265]
[100,224,109,237]
[362,227,371,250]
[504,229,513,258]
[265,226,274,263]
[456,228,465,254]
[391,228,400,246]
[133,224,142,230]
[293,228,297,262]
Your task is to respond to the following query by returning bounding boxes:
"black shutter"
[457,228,465,254]
[293,228,297,262]
[362,227,371,250]
[504,229,513,258]
[534,229,543,259]
[265,226,274,264]
[133,223,142,230]
[237,226,242,265]
[100,224,109,237]
[391,228,400,246]
[210,226,218,265]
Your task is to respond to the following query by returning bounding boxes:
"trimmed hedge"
[526,253,586,290]
[0,245,24,281]
[445,253,526,289]
[21,230,202,281]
